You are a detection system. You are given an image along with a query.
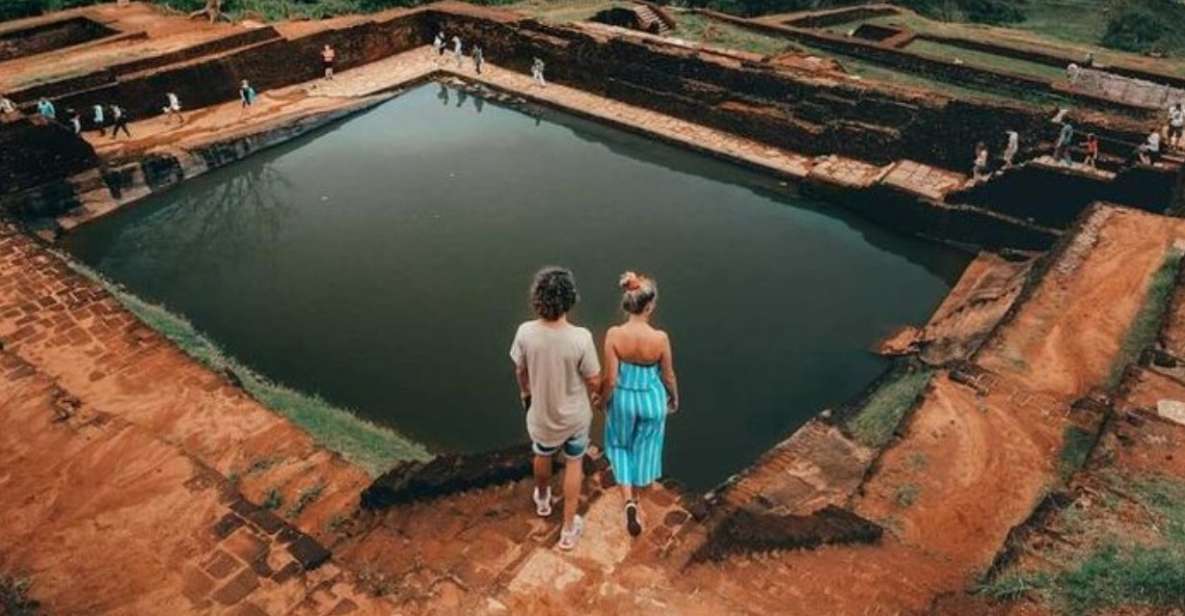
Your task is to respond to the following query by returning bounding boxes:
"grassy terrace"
[61,255,432,477]
[845,363,933,449]
[851,7,1185,80]
[669,11,1070,107]
[979,473,1185,614]
[902,38,1068,82]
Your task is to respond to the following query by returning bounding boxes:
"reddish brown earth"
[3,3,1185,615]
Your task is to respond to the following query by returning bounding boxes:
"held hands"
[520,393,531,412]
[667,396,679,416]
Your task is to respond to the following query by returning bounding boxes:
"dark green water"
[64,84,970,489]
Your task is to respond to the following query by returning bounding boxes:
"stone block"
[287,534,332,571]
[202,549,241,580]
[212,568,260,606]
[212,512,245,539]
[181,565,215,606]
[246,507,285,535]
[223,528,268,564]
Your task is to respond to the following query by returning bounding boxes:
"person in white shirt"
[92,104,106,136]
[163,92,184,125]
[1169,103,1184,149]
[1137,130,1161,165]
[1002,129,1019,168]
[532,57,546,87]
[509,267,601,551]
[452,35,463,68]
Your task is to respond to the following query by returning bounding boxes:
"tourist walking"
[972,141,989,181]
[473,45,484,74]
[1136,129,1161,165]
[1054,120,1074,164]
[37,98,55,120]
[1002,129,1019,168]
[321,44,336,80]
[509,267,601,551]
[602,272,678,538]
[1083,133,1099,168]
[110,104,131,138]
[1169,103,1184,150]
[452,35,463,68]
[239,79,257,114]
[92,104,106,136]
[68,109,81,134]
[532,57,546,87]
[163,91,184,125]
[433,31,445,59]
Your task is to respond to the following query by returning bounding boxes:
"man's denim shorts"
[532,430,589,460]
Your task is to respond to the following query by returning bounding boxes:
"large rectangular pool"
[64,83,971,489]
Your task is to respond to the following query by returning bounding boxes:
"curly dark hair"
[530,266,578,321]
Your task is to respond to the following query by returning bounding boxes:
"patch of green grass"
[904,37,1067,80]
[1015,0,1111,49]
[285,482,325,518]
[846,366,933,448]
[0,575,39,616]
[1057,543,1185,613]
[673,12,799,56]
[1057,425,1095,481]
[327,513,349,534]
[262,487,283,510]
[894,483,920,507]
[1132,475,1185,545]
[975,571,1051,602]
[59,257,432,476]
[1107,249,1183,389]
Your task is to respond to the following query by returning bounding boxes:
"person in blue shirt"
[239,80,256,108]
[37,98,56,120]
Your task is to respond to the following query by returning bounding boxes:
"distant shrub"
[1103,7,1167,52]
[1102,0,1185,55]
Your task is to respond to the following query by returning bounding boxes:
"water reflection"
[65,84,971,489]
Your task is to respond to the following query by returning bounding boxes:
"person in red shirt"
[1083,133,1099,168]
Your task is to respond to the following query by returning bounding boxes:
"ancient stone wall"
[0,17,116,62]
[0,117,96,202]
[48,16,421,122]
[425,10,1153,173]
[784,5,899,29]
[950,164,1178,229]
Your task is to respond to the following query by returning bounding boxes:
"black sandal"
[625,500,642,537]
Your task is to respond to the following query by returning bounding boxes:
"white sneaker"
[533,487,552,517]
[557,515,584,551]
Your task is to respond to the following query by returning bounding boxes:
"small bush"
[1103,8,1166,53]
[1057,425,1094,480]
[262,487,283,510]
[975,572,1050,602]
[894,483,920,507]
[285,483,324,518]
[0,576,39,616]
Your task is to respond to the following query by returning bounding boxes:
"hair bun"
[619,271,642,291]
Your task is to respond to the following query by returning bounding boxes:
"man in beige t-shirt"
[510,267,601,550]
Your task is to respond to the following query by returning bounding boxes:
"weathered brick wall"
[427,12,1152,169]
[50,16,422,121]
[0,117,96,200]
[0,17,117,62]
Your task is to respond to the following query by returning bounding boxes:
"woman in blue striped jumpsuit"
[601,272,679,537]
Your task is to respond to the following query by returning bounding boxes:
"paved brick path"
[0,346,393,615]
[0,222,372,542]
